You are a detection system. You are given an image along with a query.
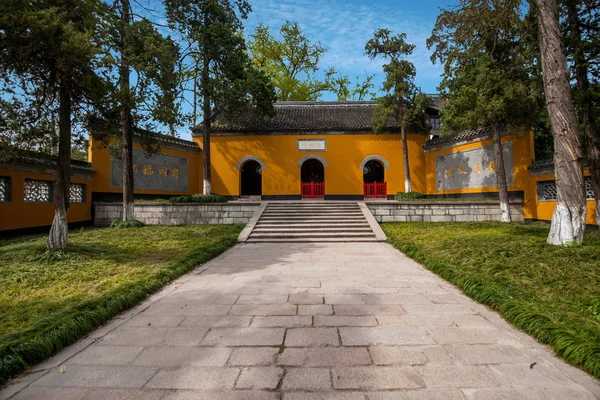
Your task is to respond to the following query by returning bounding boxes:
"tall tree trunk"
[536,0,586,245]
[566,0,600,226]
[48,80,71,249]
[492,125,511,222]
[202,50,212,195]
[401,126,412,193]
[121,0,134,221]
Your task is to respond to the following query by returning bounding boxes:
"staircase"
[245,202,380,243]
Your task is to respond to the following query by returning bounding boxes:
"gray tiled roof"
[198,101,407,134]
[423,126,492,150]
[133,129,199,150]
[0,150,96,173]
[528,159,554,171]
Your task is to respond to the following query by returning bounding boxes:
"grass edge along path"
[383,223,600,379]
[0,228,240,385]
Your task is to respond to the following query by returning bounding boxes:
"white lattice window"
[69,183,86,203]
[584,176,594,200]
[0,176,10,202]
[24,179,53,202]
[538,177,595,201]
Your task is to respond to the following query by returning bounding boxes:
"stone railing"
[365,200,524,222]
[94,202,260,226]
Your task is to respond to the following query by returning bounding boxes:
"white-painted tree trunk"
[500,201,511,223]
[595,199,600,227]
[404,178,412,193]
[123,201,135,222]
[203,179,211,196]
[48,205,68,248]
[547,203,586,245]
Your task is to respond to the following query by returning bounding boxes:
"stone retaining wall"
[94,202,260,226]
[366,201,524,222]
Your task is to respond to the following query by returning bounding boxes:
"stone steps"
[245,202,381,243]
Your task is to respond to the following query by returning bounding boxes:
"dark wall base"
[425,190,525,202]
[0,220,93,238]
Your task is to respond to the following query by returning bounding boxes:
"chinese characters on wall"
[435,142,514,191]
[110,149,189,192]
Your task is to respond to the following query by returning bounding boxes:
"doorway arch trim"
[297,154,328,168]
[236,155,266,171]
[360,155,390,170]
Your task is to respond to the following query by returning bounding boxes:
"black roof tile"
[0,149,96,173]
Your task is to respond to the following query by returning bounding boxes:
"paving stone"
[462,388,597,400]
[235,367,284,389]
[180,316,252,328]
[368,346,428,365]
[428,327,504,345]
[289,294,323,305]
[68,345,144,365]
[305,347,371,367]
[421,364,502,388]
[364,294,431,305]
[0,371,48,399]
[283,393,366,400]
[161,391,279,400]
[251,316,312,327]
[230,304,297,316]
[425,294,471,304]
[145,367,239,389]
[84,389,166,400]
[164,327,210,346]
[324,295,366,304]
[314,316,377,327]
[332,367,425,390]
[144,304,232,316]
[368,390,465,400]
[277,348,307,366]
[202,328,285,346]
[340,327,435,346]
[399,315,454,326]
[334,305,406,316]
[489,363,585,390]
[122,315,185,327]
[132,346,231,366]
[452,315,498,329]
[228,347,279,366]
[33,365,157,388]
[298,305,333,316]
[374,316,407,326]
[444,344,534,364]
[237,295,289,304]
[10,387,89,400]
[285,328,339,346]
[403,304,475,315]
[101,327,167,346]
[282,368,332,390]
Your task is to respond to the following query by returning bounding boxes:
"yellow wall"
[89,138,202,195]
[424,131,535,196]
[526,172,596,225]
[0,169,93,231]
[201,133,427,197]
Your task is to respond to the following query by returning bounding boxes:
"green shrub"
[109,220,145,228]
[395,191,424,200]
[169,194,228,203]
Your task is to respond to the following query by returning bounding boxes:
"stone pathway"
[3,242,599,400]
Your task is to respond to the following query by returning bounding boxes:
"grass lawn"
[383,222,600,378]
[0,224,243,384]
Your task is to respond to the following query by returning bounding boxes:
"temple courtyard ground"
[2,241,599,400]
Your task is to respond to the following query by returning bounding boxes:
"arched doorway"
[363,159,387,198]
[300,158,325,198]
[240,160,262,197]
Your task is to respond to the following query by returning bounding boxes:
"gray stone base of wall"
[94,202,261,226]
[366,201,524,222]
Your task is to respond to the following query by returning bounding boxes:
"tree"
[248,20,330,101]
[325,69,376,101]
[0,0,108,248]
[97,0,181,222]
[536,0,587,244]
[366,29,431,193]
[428,0,541,222]
[165,0,275,195]
[563,0,600,226]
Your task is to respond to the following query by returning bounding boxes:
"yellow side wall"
[0,169,92,231]
[89,138,202,195]
[201,133,427,197]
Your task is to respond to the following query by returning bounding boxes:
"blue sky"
[243,0,445,99]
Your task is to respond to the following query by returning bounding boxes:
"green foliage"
[324,69,376,101]
[109,220,145,228]
[384,222,600,378]
[395,192,424,200]
[168,194,228,203]
[365,29,431,133]
[427,0,541,135]
[0,225,242,384]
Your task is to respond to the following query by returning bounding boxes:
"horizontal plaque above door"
[298,139,326,151]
